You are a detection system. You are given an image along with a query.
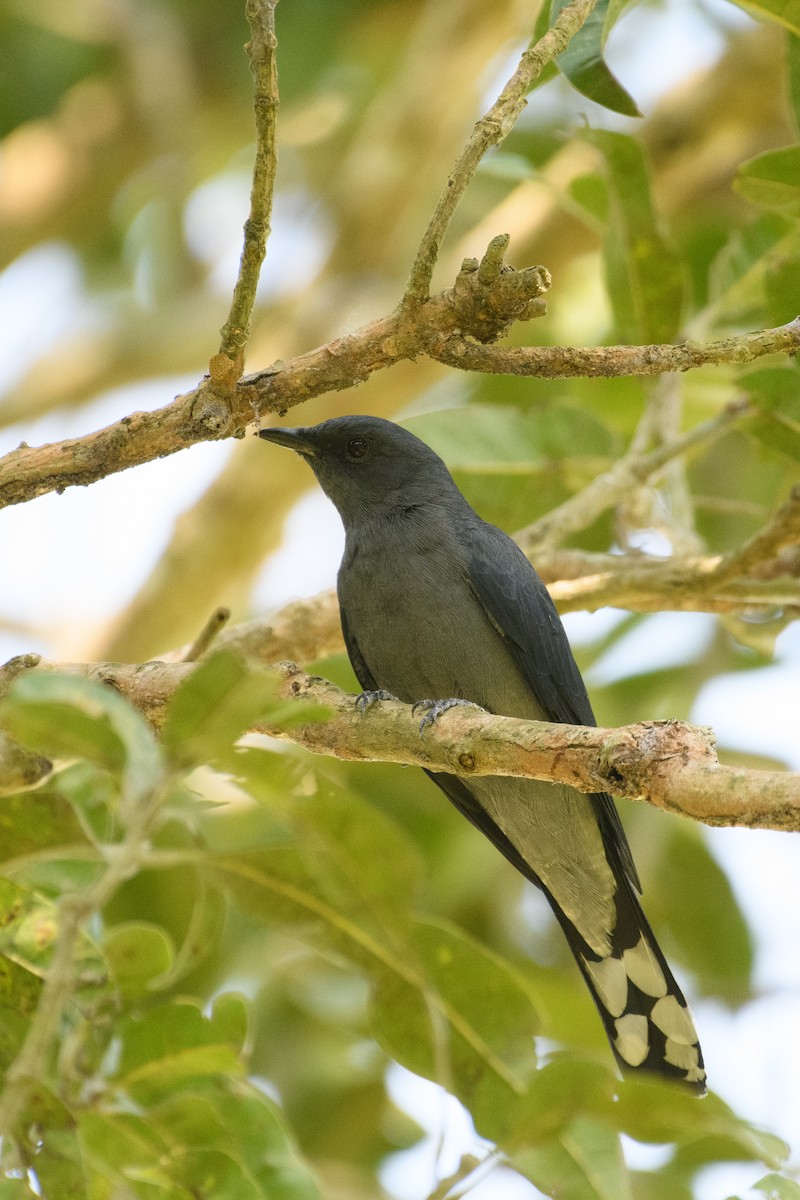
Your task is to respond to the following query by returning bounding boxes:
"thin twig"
[431,316,800,377]
[214,0,279,379]
[712,485,800,582]
[516,398,752,551]
[404,0,598,302]
[182,606,231,661]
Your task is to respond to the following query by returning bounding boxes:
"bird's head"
[258,415,460,523]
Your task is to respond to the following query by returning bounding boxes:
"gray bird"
[259,414,706,1092]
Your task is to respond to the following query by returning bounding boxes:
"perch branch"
[1,658,798,831]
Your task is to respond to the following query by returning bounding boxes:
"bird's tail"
[550,881,706,1093]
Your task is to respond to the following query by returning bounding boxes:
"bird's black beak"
[258,426,316,456]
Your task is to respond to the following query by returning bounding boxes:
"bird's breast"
[338,530,544,719]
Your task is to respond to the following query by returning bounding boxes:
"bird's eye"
[346,437,369,460]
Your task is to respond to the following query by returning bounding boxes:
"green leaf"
[615,1078,788,1167]
[735,147,800,214]
[732,1,800,36]
[222,750,424,927]
[0,673,162,809]
[0,1179,40,1198]
[115,1001,245,1106]
[369,917,538,1139]
[403,397,622,535]
[104,921,174,1001]
[44,762,119,847]
[0,778,90,867]
[585,129,685,343]
[569,172,610,226]
[742,364,800,412]
[78,1109,168,1194]
[0,952,42,1017]
[152,1082,319,1200]
[162,652,329,769]
[0,953,40,1069]
[163,652,276,767]
[479,151,536,181]
[18,1085,87,1200]
[209,992,249,1054]
[0,879,101,979]
[552,0,642,117]
[742,364,800,460]
[789,33,800,134]
[511,1115,631,1200]
[766,247,800,324]
[405,403,616,473]
[650,823,754,1002]
[80,1079,319,1200]
[754,1172,800,1199]
[210,840,421,993]
[706,212,800,327]
[502,1058,616,1147]
[157,874,226,987]
[211,852,534,1117]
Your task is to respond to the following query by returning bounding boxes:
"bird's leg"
[355,689,399,715]
[412,697,486,733]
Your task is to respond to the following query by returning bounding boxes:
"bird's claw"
[355,689,399,715]
[412,697,484,734]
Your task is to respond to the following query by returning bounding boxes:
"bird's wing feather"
[340,605,380,692]
[424,769,550,891]
[465,520,640,893]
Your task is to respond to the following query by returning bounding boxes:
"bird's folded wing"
[465,521,641,894]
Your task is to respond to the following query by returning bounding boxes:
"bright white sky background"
[1,3,799,1198]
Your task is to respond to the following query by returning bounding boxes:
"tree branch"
[0,245,549,510]
[186,495,799,671]
[207,546,798,676]
[431,317,800,377]
[403,0,598,301]
[713,484,800,582]
[516,397,753,551]
[214,0,280,375]
[3,301,798,512]
[1,657,797,831]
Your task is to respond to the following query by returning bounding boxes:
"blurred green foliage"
[0,664,790,1198]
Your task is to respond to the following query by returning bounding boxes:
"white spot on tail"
[664,1040,700,1072]
[586,955,628,1018]
[622,937,668,998]
[614,1013,649,1067]
[651,995,698,1045]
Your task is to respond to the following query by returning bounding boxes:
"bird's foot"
[412,697,485,734]
[355,689,399,715]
